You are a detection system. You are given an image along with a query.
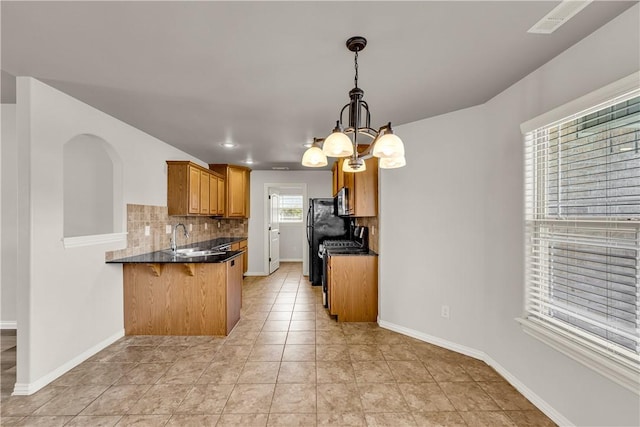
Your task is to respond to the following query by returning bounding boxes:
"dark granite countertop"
[107,237,246,264]
[326,248,378,256]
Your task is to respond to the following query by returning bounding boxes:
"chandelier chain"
[354,50,359,88]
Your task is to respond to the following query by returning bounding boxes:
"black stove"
[324,240,358,247]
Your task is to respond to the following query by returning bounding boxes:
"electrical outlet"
[441,305,450,319]
[217,221,221,229]
[205,223,208,230]
[144,225,150,236]
[166,225,172,234]
[189,224,193,232]
[371,225,375,235]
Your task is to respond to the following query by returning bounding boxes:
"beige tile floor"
[0,262,555,426]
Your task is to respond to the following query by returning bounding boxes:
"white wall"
[1,104,18,327]
[379,5,640,426]
[379,104,488,352]
[248,170,332,276]
[14,77,204,394]
[279,223,304,261]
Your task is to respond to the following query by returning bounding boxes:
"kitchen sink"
[174,250,226,257]
[175,247,199,254]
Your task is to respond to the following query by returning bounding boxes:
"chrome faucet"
[170,223,190,253]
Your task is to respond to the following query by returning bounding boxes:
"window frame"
[518,72,640,394]
[277,194,304,223]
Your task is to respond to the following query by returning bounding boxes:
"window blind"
[278,194,303,222]
[524,90,640,377]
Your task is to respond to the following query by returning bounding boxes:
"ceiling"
[1,1,636,170]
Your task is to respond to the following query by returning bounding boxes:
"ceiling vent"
[528,0,593,34]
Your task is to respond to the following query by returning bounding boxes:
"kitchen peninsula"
[108,237,245,336]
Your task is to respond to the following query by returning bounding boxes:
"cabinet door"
[328,257,337,316]
[329,255,378,322]
[225,257,243,334]
[343,172,355,215]
[239,240,248,274]
[188,166,200,214]
[332,161,339,196]
[209,174,218,215]
[217,178,225,216]
[228,167,246,217]
[352,157,378,217]
[200,171,210,215]
[332,159,346,197]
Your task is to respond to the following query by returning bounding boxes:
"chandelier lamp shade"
[301,36,406,171]
[301,138,328,167]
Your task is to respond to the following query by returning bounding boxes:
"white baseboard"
[378,319,485,360]
[244,271,267,277]
[483,354,573,427]
[0,321,17,329]
[12,329,124,396]
[377,318,573,427]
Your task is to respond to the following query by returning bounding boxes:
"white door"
[269,192,280,274]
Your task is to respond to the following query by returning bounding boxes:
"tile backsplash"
[106,204,247,260]
[357,216,379,254]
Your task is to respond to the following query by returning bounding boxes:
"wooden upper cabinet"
[167,161,224,217]
[188,165,201,214]
[200,170,210,215]
[217,177,225,216]
[228,167,245,217]
[209,174,218,215]
[352,157,378,217]
[208,173,225,216]
[332,161,339,196]
[332,157,378,217]
[208,164,251,218]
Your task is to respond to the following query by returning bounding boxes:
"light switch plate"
[189,224,193,232]
[144,225,150,236]
[166,225,172,234]
[205,223,208,230]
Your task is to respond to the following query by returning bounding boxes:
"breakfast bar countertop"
[106,237,246,264]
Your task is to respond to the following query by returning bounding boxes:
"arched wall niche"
[62,134,124,246]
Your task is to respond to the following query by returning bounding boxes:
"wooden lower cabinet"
[231,239,248,274]
[240,240,248,274]
[327,255,378,322]
[225,258,243,333]
[123,257,243,335]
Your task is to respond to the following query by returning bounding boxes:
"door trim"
[262,183,308,276]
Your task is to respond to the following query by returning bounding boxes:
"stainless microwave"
[335,187,350,216]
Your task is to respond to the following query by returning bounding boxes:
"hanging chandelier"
[301,36,406,172]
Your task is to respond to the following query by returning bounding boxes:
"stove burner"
[323,240,361,248]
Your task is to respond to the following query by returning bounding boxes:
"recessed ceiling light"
[220,142,237,148]
[243,159,254,165]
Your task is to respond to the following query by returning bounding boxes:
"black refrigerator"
[306,198,350,286]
